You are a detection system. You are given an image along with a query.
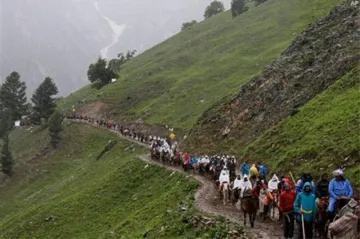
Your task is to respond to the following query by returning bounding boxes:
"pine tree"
[0,112,13,139]
[1,133,14,176]
[0,71,27,121]
[48,111,63,148]
[31,77,59,124]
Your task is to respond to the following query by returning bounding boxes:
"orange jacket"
[264,192,274,206]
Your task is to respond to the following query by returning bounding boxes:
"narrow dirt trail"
[74,120,283,238]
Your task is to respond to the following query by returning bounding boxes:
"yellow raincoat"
[249,164,259,177]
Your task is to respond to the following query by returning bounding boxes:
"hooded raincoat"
[240,163,249,178]
[327,178,353,212]
[268,174,279,191]
[249,164,259,177]
[293,182,317,222]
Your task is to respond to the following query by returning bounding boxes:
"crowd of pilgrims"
[70,115,359,239]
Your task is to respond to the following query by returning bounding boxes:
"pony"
[315,197,329,238]
[241,190,258,228]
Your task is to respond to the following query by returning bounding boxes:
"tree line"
[181,0,269,31]
[0,72,63,178]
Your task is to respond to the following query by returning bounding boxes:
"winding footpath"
[74,120,283,238]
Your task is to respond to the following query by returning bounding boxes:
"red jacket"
[279,191,296,212]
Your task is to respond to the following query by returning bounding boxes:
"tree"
[87,57,108,83]
[87,57,117,89]
[31,77,59,124]
[0,133,14,176]
[48,111,63,148]
[108,50,137,72]
[254,0,268,6]
[0,71,27,121]
[0,112,13,139]
[204,1,225,19]
[231,0,249,18]
[181,20,198,31]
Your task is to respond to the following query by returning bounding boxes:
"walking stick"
[301,205,306,239]
[289,171,296,185]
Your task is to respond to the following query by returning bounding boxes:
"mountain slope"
[1,124,217,239]
[185,5,359,154]
[241,65,360,183]
[59,0,342,130]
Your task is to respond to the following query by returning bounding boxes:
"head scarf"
[333,169,344,177]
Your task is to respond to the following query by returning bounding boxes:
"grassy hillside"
[60,0,341,130]
[0,124,230,239]
[241,65,360,185]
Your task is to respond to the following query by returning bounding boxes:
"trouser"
[264,205,269,218]
[283,212,294,238]
[298,221,313,239]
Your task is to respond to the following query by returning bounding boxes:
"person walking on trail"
[249,164,259,177]
[257,162,267,179]
[294,182,317,239]
[268,174,280,192]
[240,162,249,179]
[315,173,329,205]
[279,183,296,239]
[263,187,274,221]
[328,169,353,214]
[259,184,268,217]
[295,173,315,194]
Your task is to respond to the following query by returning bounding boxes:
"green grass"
[240,66,360,185]
[59,0,342,130]
[1,123,232,239]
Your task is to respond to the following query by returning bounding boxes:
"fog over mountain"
[0,0,230,96]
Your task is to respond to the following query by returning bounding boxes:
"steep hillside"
[241,65,360,183]
[0,124,229,239]
[186,5,360,154]
[59,0,342,131]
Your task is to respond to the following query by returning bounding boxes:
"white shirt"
[219,174,230,184]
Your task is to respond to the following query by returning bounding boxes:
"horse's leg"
[251,212,255,228]
[244,212,246,226]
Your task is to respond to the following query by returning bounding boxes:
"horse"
[231,188,241,206]
[241,190,258,228]
[315,197,329,238]
[222,182,231,205]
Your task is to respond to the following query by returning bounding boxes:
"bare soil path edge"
[74,120,283,238]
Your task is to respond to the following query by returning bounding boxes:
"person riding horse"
[327,169,353,221]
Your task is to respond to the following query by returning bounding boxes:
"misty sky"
[0,0,231,96]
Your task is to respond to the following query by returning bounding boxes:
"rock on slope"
[185,5,360,154]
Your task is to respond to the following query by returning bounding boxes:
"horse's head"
[335,197,351,212]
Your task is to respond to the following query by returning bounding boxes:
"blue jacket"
[257,164,267,177]
[240,163,249,176]
[189,157,198,165]
[293,182,317,222]
[328,178,352,199]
